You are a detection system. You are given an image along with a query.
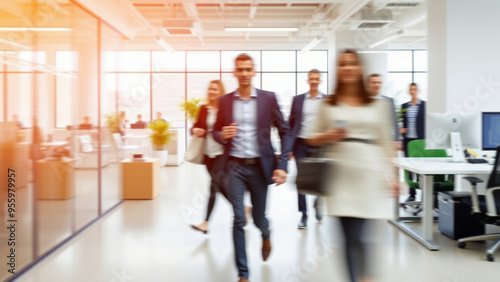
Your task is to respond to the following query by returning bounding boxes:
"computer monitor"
[482,112,500,150]
[426,113,481,162]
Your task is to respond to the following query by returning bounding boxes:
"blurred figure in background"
[307,49,398,282]
[79,116,92,129]
[134,114,148,128]
[400,82,425,202]
[289,69,325,229]
[118,111,127,136]
[190,80,228,234]
[154,112,166,123]
[366,74,402,150]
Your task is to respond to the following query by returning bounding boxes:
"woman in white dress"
[307,49,398,282]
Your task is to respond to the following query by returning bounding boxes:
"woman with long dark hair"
[307,49,398,282]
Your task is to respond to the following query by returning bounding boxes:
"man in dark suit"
[401,82,426,202]
[366,74,402,146]
[213,53,291,282]
[289,69,324,229]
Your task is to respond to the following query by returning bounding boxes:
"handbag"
[185,135,206,164]
[295,148,332,196]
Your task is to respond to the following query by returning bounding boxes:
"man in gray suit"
[366,74,402,148]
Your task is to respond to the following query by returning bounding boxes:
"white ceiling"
[126,0,427,50]
[0,0,428,51]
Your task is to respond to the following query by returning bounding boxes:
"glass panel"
[56,75,76,128]
[261,51,295,72]
[388,51,412,72]
[70,9,100,239]
[6,51,47,72]
[221,51,261,72]
[152,51,185,72]
[7,73,32,128]
[297,51,328,72]
[101,23,124,214]
[297,72,328,95]
[386,73,413,107]
[116,73,152,127]
[414,51,428,72]
[261,73,296,119]
[187,73,221,102]
[55,51,78,72]
[221,73,261,94]
[186,51,220,71]
[119,51,150,72]
[413,73,428,102]
[0,73,3,122]
[152,74,186,128]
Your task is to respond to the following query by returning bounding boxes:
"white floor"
[16,162,500,282]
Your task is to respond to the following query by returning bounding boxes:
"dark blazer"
[289,93,328,145]
[288,93,306,145]
[191,105,209,137]
[401,100,426,139]
[213,89,292,185]
[382,96,401,141]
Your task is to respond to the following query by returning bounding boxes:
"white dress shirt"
[407,99,421,139]
[298,92,324,139]
[230,88,260,158]
[205,106,224,158]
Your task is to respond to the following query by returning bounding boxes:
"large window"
[387,50,427,107]
[75,50,329,128]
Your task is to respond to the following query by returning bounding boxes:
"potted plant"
[104,112,121,134]
[179,97,204,123]
[148,119,173,167]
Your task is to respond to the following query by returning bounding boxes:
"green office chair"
[401,139,455,215]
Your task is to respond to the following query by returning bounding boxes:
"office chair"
[458,146,500,262]
[401,139,455,215]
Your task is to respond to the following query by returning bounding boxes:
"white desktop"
[426,112,482,162]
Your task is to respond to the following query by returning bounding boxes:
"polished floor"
[16,162,500,282]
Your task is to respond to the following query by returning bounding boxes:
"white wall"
[428,0,500,115]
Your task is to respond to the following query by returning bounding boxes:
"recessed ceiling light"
[225,27,298,32]
[0,27,72,31]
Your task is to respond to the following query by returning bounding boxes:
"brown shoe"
[262,238,271,261]
[238,278,249,282]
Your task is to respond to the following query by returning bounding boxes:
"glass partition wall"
[0,1,123,280]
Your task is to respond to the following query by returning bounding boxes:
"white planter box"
[152,150,168,167]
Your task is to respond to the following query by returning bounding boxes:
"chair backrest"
[487,146,500,189]
[77,135,93,153]
[406,139,450,184]
[485,147,500,216]
[408,139,448,158]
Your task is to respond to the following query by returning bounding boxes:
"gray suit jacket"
[382,95,401,141]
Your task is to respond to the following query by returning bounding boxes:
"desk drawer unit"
[438,191,484,240]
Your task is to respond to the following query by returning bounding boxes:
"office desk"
[391,157,492,250]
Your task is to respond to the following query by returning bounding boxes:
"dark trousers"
[203,155,226,221]
[227,160,270,280]
[339,217,369,282]
[403,137,418,197]
[294,138,320,216]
